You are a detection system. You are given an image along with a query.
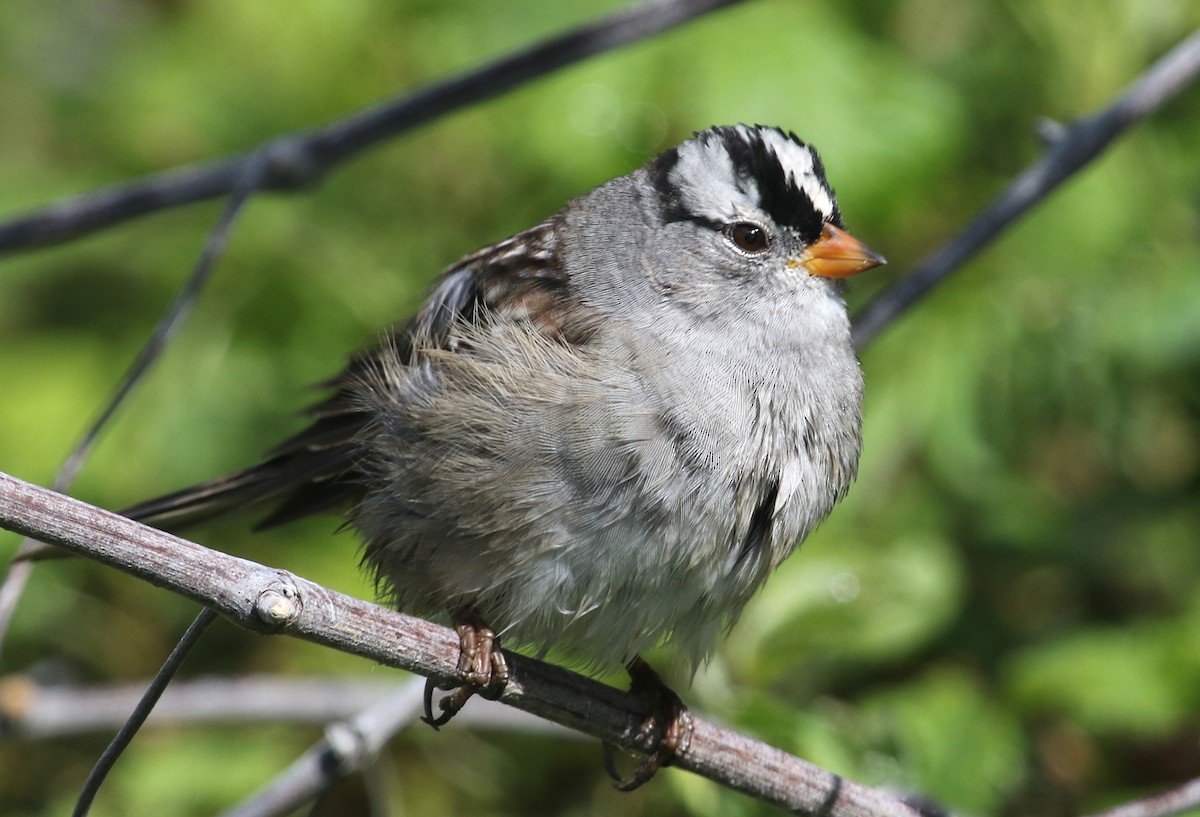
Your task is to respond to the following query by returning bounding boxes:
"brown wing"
[121,216,577,530]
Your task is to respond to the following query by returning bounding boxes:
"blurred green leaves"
[1007,593,1200,736]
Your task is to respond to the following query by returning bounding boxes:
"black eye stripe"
[680,214,723,231]
[649,127,840,246]
[718,127,831,245]
[672,216,773,256]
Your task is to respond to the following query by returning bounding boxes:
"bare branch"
[851,27,1200,347]
[0,675,384,736]
[0,0,744,257]
[213,678,421,817]
[0,155,267,651]
[0,470,920,817]
[217,679,427,817]
[0,674,576,739]
[1080,777,1200,817]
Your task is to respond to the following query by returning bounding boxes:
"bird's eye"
[725,222,769,254]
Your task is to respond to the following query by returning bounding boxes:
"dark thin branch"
[0,470,921,817]
[14,155,263,550]
[73,607,218,817]
[851,27,1200,347]
[0,153,267,656]
[0,0,743,256]
[52,155,267,490]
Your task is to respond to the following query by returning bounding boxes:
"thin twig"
[0,470,921,817]
[0,152,268,658]
[0,674,576,739]
[851,27,1200,347]
[1079,777,1200,817]
[218,677,574,817]
[72,607,218,817]
[218,678,426,817]
[51,154,269,492]
[0,0,743,256]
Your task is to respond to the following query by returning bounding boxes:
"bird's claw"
[603,656,694,791]
[421,613,508,729]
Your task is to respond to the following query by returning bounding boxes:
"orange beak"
[798,223,886,278]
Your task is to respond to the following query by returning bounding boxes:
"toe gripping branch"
[422,610,510,729]
[420,622,690,792]
[604,656,695,791]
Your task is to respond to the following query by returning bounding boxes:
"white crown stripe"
[667,126,836,230]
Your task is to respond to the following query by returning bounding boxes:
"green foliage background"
[2,1,1199,815]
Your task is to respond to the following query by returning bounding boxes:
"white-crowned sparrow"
[124,124,883,779]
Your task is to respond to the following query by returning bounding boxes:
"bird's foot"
[604,655,694,791]
[422,610,509,729]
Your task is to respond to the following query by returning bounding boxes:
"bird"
[122,124,883,786]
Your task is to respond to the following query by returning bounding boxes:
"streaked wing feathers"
[122,217,572,530]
